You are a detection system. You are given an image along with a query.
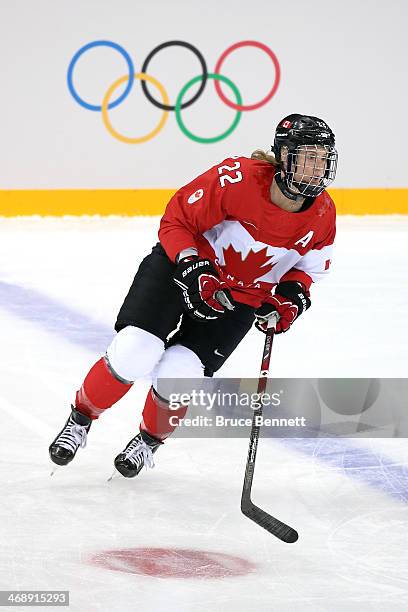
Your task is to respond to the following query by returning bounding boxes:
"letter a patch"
[295,230,314,248]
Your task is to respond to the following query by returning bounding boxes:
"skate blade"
[107,470,121,482]
[50,464,60,477]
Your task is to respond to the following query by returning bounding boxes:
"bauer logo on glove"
[255,281,311,334]
[174,255,235,322]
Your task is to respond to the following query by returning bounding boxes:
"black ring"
[140,40,208,111]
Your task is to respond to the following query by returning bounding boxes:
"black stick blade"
[241,500,298,544]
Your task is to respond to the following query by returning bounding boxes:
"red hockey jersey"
[159,156,336,308]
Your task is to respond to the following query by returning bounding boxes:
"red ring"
[214,40,281,111]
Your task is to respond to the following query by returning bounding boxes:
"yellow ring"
[101,72,169,144]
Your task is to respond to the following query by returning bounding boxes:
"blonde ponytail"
[250,149,279,166]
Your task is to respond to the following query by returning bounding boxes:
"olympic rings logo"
[67,40,281,144]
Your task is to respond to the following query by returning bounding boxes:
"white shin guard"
[106,326,165,383]
[153,344,204,401]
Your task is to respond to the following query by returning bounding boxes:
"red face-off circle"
[214,40,281,111]
[88,547,256,579]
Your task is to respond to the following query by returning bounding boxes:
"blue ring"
[67,40,135,112]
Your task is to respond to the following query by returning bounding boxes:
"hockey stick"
[241,313,299,543]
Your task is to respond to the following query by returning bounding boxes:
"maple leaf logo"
[220,244,275,285]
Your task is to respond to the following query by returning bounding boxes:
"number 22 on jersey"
[218,161,243,187]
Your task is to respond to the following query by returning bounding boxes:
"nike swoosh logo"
[214,349,225,357]
[242,220,258,230]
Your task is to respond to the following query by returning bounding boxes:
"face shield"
[283,144,338,198]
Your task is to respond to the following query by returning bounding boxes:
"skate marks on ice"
[0,394,55,440]
[327,507,408,591]
[0,390,67,478]
[276,437,408,595]
[0,280,114,354]
[281,437,408,503]
[87,547,256,579]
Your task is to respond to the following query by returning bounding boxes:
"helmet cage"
[284,144,338,197]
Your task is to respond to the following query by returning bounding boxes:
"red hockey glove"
[255,281,311,334]
[173,256,235,321]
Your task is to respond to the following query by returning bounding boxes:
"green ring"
[175,73,242,143]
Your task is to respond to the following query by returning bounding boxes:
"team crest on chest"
[220,244,274,286]
[204,220,303,287]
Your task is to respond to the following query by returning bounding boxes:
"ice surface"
[0,216,407,611]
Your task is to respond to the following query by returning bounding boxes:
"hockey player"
[49,114,338,477]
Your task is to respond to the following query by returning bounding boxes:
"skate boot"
[49,406,92,466]
[114,430,162,478]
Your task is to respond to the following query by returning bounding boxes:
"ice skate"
[49,406,92,466]
[114,430,162,478]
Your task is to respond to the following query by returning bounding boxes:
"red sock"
[75,357,132,419]
[140,387,188,441]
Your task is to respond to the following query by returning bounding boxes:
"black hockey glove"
[173,256,235,321]
[255,281,311,334]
